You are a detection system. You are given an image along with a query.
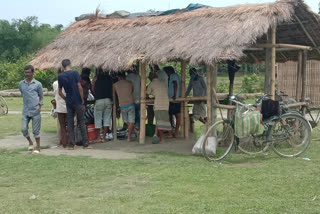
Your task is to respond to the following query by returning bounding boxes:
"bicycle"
[202,96,312,161]
[0,96,8,115]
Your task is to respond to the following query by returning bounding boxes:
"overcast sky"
[0,0,318,27]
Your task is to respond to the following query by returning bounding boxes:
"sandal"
[32,150,40,154]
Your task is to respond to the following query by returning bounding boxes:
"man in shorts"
[164,66,181,137]
[113,72,139,141]
[19,65,43,154]
[147,72,172,144]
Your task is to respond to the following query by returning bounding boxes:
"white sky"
[0,0,318,26]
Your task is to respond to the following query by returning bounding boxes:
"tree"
[0,16,63,62]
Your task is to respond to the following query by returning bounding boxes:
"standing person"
[53,68,68,147]
[19,65,43,154]
[147,72,172,144]
[113,72,139,142]
[164,66,181,137]
[91,71,113,142]
[126,66,141,129]
[186,67,207,124]
[58,59,92,149]
[149,64,168,89]
[81,67,91,104]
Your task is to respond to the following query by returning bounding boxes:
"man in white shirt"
[53,68,68,147]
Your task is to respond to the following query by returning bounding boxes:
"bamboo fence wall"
[277,60,320,104]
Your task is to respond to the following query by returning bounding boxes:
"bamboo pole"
[270,26,276,100]
[180,61,186,138]
[255,43,312,50]
[301,50,308,115]
[112,87,117,141]
[206,65,212,126]
[265,28,271,95]
[139,61,147,144]
[135,93,264,104]
[212,64,218,125]
[296,51,303,101]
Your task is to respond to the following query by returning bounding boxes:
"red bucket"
[87,124,97,142]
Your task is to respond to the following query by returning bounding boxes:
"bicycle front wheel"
[270,113,311,157]
[0,96,8,115]
[202,120,234,161]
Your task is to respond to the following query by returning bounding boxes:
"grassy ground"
[0,113,56,139]
[4,96,53,111]
[0,140,319,213]
[1,95,320,213]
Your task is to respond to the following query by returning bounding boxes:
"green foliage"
[0,16,63,62]
[241,73,264,93]
[34,69,57,90]
[0,55,57,90]
[217,81,229,93]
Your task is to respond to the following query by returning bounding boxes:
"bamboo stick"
[206,65,212,126]
[139,61,147,144]
[270,26,276,100]
[296,51,303,101]
[180,61,186,138]
[255,43,312,50]
[112,87,117,141]
[301,50,308,115]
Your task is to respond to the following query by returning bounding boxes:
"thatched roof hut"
[31,0,320,71]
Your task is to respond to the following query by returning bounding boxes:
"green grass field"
[1,92,320,213]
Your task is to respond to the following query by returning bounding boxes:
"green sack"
[234,105,261,138]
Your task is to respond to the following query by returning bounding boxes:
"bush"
[217,81,229,93]
[0,55,57,90]
[241,73,264,93]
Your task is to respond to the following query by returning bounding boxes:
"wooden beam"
[180,61,186,138]
[255,43,312,50]
[301,50,308,103]
[296,51,303,101]
[206,65,212,127]
[112,87,117,141]
[270,26,276,100]
[265,28,271,95]
[135,93,264,104]
[245,48,304,52]
[294,15,320,56]
[139,61,147,144]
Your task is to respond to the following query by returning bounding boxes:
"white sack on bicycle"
[234,105,260,138]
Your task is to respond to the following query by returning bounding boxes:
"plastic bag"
[234,105,260,138]
[192,134,205,155]
[205,136,217,156]
[50,107,57,118]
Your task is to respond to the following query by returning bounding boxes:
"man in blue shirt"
[58,59,91,149]
[164,66,181,137]
[19,65,43,154]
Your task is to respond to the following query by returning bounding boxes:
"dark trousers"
[57,113,68,148]
[67,104,88,147]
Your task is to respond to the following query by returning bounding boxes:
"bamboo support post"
[301,50,308,115]
[270,26,276,100]
[112,88,117,141]
[264,29,271,95]
[296,51,303,101]
[212,65,218,125]
[255,43,312,50]
[180,61,186,138]
[139,61,147,144]
[206,66,212,126]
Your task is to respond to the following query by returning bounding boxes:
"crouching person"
[19,65,43,154]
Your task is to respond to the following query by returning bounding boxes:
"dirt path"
[0,133,197,159]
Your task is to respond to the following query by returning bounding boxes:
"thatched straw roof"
[30,0,320,71]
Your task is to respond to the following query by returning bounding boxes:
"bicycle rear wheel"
[202,120,234,161]
[0,96,8,115]
[237,124,269,155]
[270,113,311,157]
